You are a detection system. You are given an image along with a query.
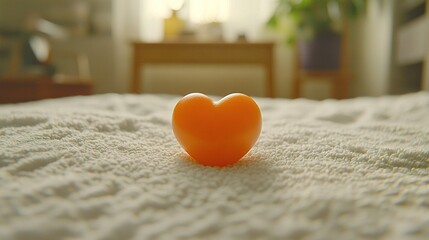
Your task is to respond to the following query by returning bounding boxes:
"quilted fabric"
[1,93,428,240]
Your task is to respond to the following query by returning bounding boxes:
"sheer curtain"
[112,0,142,92]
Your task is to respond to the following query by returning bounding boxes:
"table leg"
[130,49,141,93]
[265,47,275,98]
[292,49,301,99]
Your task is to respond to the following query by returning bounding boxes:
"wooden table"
[130,41,275,97]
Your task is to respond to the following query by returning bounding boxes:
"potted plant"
[267,0,366,70]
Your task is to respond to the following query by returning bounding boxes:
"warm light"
[168,0,184,11]
[189,0,230,23]
[144,0,170,19]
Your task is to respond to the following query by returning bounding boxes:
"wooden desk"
[131,42,275,97]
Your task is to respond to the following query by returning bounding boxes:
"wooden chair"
[292,28,349,99]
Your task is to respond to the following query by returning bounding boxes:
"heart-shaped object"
[172,93,262,167]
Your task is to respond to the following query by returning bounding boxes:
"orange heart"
[172,93,262,167]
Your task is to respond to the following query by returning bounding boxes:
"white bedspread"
[1,93,429,240]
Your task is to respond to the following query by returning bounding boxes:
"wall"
[50,37,115,93]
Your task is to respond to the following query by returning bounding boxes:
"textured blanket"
[1,93,428,240]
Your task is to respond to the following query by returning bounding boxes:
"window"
[139,0,275,41]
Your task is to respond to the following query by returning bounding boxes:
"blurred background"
[0,0,428,103]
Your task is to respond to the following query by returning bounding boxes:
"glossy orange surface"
[172,93,262,167]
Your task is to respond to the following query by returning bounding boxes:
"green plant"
[267,0,366,44]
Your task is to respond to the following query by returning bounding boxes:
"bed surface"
[1,93,428,239]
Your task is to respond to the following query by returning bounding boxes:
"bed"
[0,92,428,240]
